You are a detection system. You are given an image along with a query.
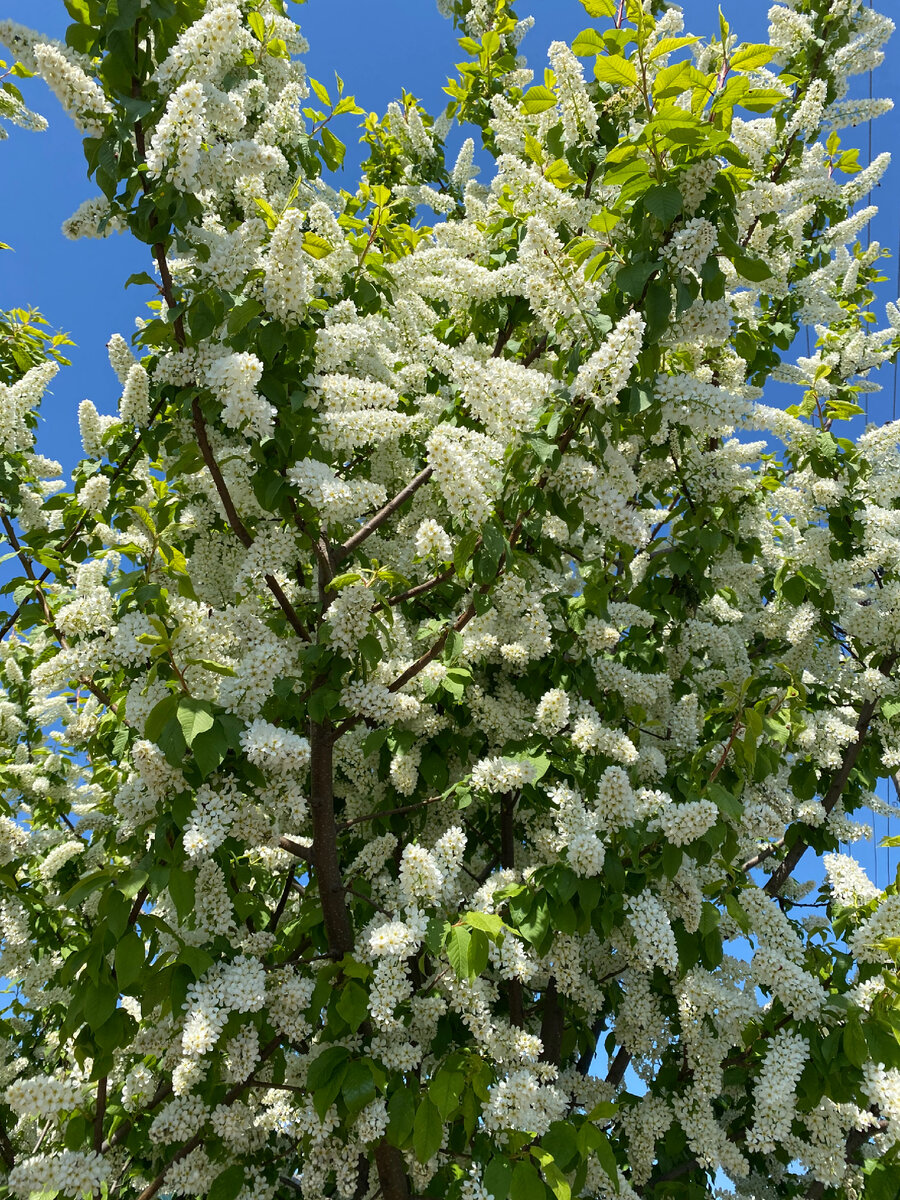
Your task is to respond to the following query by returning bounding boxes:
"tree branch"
[606,1046,631,1087]
[190,399,311,642]
[309,721,355,956]
[334,466,434,565]
[337,794,444,831]
[93,1076,107,1154]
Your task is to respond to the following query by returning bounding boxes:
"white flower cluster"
[664,218,719,277]
[747,1030,809,1152]
[547,782,606,876]
[650,798,719,846]
[8,1152,108,1199]
[0,361,57,454]
[290,458,386,525]
[414,518,452,561]
[146,80,207,191]
[573,312,645,407]
[5,1073,80,1118]
[535,688,570,735]
[240,718,310,776]
[181,956,267,1058]
[548,40,598,145]
[482,1068,566,1137]
[120,363,151,427]
[263,210,311,325]
[627,889,679,975]
[32,43,111,136]
[324,583,373,656]
[471,756,538,793]
[427,424,502,526]
[205,352,274,439]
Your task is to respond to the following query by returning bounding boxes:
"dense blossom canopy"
[0,1,899,1199]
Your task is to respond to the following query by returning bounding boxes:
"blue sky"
[1,1,898,879]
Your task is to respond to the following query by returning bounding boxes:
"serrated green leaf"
[523,86,557,114]
[594,56,637,87]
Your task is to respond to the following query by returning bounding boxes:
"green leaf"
[594,1129,619,1192]
[176,698,215,747]
[303,232,333,259]
[510,1160,546,1200]
[320,126,346,170]
[572,29,607,56]
[485,1156,514,1200]
[342,1059,376,1116]
[309,76,333,107]
[594,57,637,87]
[724,893,750,933]
[118,868,149,900]
[336,979,369,1032]
[522,86,557,114]
[144,694,179,742]
[208,1165,244,1200]
[191,722,230,778]
[463,911,505,938]
[650,35,699,59]
[429,1067,464,1118]
[467,927,490,978]
[247,11,265,41]
[707,783,743,821]
[616,260,658,297]
[643,183,682,224]
[387,1087,416,1147]
[114,930,144,990]
[447,925,472,980]
[844,1018,869,1069]
[307,1045,350,1092]
[730,250,772,282]
[730,44,774,71]
[413,1095,443,1163]
[579,0,616,15]
[454,529,480,576]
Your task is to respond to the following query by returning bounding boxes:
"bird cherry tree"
[1,0,900,1198]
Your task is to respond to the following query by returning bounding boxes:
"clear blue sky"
[0,1,898,877]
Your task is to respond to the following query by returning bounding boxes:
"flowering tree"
[1,0,900,1197]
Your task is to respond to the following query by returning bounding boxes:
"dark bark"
[539,976,564,1066]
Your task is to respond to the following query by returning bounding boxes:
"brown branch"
[742,839,785,873]
[102,1080,173,1153]
[279,836,313,862]
[337,793,444,831]
[0,1116,14,1169]
[383,564,458,608]
[309,721,355,956]
[268,869,298,933]
[375,1139,410,1200]
[539,976,563,1066]
[708,718,743,786]
[522,335,548,368]
[127,886,149,926]
[93,1076,107,1154]
[335,466,434,565]
[606,1046,631,1087]
[190,399,311,641]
